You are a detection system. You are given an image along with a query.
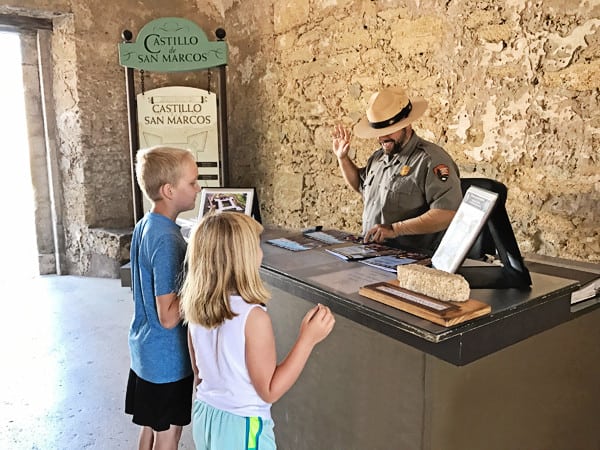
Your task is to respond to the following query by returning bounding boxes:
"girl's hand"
[299,304,335,346]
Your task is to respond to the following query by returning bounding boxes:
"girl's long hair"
[180,212,270,328]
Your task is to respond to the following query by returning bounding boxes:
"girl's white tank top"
[188,295,272,419]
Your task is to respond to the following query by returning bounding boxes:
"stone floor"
[0,273,194,449]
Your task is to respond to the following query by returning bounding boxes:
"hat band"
[369,101,412,129]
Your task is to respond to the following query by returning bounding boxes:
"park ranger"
[331,86,463,252]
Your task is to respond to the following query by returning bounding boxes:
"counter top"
[260,228,599,365]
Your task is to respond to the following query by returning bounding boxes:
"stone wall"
[1,0,598,276]
[219,0,599,262]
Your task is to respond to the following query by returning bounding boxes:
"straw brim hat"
[353,87,428,139]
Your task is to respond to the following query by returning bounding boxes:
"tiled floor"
[0,274,195,449]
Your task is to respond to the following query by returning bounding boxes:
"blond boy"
[125,146,200,450]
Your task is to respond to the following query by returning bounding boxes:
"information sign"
[119,17,227,71]
[137,86,220,219]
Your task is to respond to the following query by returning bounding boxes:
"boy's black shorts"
[125,369,193,432]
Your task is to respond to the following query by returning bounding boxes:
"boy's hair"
[180,212,270,328]
[135,146,195,201]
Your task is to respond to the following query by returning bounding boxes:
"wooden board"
[358,279,491,327]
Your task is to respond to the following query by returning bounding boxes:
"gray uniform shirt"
[358,132,462,252]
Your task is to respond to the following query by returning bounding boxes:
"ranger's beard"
[380,138,401,154]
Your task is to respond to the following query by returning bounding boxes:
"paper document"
[570,277,600,304]
[432,186,498,273]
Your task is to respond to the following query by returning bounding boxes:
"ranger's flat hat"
[354,87,428,139]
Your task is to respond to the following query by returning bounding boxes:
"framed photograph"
[198,188,255,219]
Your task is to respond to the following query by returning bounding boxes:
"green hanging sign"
[119,17,227,72]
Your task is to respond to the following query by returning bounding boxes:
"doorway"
[0,31,39,281]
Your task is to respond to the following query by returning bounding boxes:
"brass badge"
[400,165,411,176]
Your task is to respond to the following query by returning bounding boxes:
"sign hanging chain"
[207,69,211,93]
[140,69,145,95]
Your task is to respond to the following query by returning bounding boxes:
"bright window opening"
[0,31,39,280]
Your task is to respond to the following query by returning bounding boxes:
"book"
[360,254,431,273]
[431,186,499,273]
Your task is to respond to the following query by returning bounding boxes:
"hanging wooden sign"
[119,17,227,71]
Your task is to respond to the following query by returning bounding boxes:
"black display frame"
[457,178,532,289]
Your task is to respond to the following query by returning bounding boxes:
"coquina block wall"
[222,0,599,262]
[1,0,598,275]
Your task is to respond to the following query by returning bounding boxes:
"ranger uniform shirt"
[358,132,462,252]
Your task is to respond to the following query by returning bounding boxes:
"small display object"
[431,186,498,273]
[198,188,255,218]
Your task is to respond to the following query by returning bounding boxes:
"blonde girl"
[180,212,335,450]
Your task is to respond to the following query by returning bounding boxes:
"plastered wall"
[1,0,598,275]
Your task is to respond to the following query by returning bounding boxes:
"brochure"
[570,277,600,304]
[326,243,411,261]
[266,237,322,252]
[360,254,431,273]
[303,229,358,245]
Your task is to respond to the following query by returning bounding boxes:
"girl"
[180,212,335,450]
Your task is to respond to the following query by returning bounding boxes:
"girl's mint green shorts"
[192,400,276,450]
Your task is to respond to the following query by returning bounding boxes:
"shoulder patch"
[433,164,450,181]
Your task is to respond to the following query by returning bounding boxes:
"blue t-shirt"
[128,212,192,383]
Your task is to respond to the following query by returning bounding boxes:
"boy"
[125,146,201,450]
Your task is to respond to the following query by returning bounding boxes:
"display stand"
[359,280,491,327]
[119,18,229,223]
[457,178,532,289]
